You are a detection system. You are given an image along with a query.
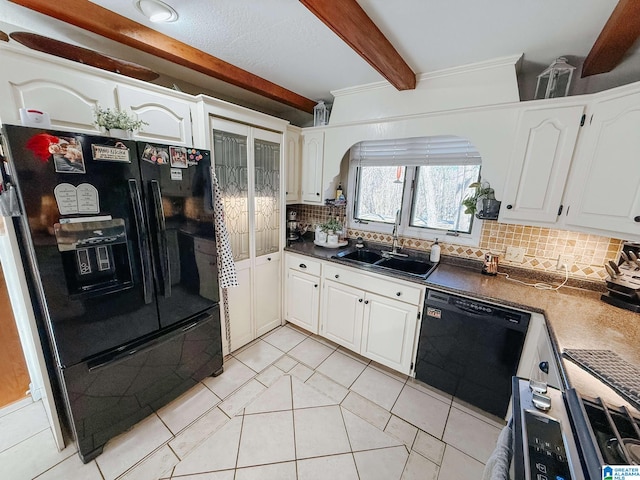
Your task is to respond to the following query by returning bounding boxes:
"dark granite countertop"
[285,239,640,411]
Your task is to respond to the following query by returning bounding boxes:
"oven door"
[512,378,587,480]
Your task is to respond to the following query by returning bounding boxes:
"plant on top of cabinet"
[94,106,148,133]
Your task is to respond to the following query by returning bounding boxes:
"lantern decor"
[313,100,330,127]
[535,57,576,100]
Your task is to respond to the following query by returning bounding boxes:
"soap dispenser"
[430,238,441,263]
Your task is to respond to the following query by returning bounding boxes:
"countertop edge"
[284,240,640,411]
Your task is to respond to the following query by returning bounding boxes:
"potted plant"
[94,106,148,138]
[320,217,342,233]
[462,181,500,218]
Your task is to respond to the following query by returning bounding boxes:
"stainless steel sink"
[333,249,437,278]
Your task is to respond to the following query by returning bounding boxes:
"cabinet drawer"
[286,254,322,276]
[323,264,423,305]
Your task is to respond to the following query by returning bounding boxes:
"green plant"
[462,181,495,215]
[93,106,148,132]
[320,218,342,232]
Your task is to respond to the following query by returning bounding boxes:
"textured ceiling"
[3,0,640,125]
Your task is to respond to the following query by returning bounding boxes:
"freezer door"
[3,125,159,367]
[61,308,223,463]
[137,142,219,329]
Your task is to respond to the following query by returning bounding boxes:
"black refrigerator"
[0,125,223,462]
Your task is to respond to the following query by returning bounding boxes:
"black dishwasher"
[415,289,530,418]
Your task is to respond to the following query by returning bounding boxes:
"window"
[348,136,482,244]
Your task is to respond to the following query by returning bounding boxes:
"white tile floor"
[0,324,505,480]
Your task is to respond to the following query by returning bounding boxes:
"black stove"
[513,378,640,480]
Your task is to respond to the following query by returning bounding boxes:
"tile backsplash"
[287,204,623,282]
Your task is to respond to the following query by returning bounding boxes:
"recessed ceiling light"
[135,0,179,23]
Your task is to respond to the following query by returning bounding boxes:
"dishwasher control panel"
[426,290,529,326]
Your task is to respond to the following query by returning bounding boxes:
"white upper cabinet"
[500,104,585,225]
[564,88,640,239]
[301,130,324,204]
[0,49,116,133]
[116,85,194,145]
[286,126,301,203]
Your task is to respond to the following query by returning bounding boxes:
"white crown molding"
[331,54,523,98]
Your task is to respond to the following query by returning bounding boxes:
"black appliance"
[415,289,530,418]
[512,377,640,480]
[0,125,223,462]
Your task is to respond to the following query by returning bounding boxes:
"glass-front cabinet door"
[211,118,283,351]
[253,130,281,258]
[212,119,250,262]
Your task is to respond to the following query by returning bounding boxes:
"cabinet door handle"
[314,284,318,288]
[506,204,513,210]
[335,274,340,279]
[267,257,272,261]
[396,292,401,297]
[299,263,307,269]
[316,192,320,196]
[358,298,363,302]
[635,215,640,222]
[364,300,369,305]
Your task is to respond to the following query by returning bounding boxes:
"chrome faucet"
[384,209,408,257]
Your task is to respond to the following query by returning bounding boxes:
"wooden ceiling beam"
[582,0,640,77]
[9,0,317,112]
[299,0,416,90]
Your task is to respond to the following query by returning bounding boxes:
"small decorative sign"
[170,168,183,181]
[54,183,100,215]
[76,184,100,213]
[53,183,78,214]
[91,143,131,163]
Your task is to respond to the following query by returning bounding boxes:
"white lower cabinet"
[360,293,419,374]
[287,270,320,333]
[285,253,322,334]
[320,282,419,374]
[317,261,424,375]
[224,261,253,352]
[255,255,282,338]
[321,280,364,352]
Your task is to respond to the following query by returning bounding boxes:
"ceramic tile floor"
[0,324,505,480]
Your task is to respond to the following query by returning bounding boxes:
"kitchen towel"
[210,167,238,354]
[481,420,512,480]
[210,167,237,289]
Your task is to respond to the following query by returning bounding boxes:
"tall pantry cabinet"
[211,117,283,354]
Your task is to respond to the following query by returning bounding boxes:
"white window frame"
[346,137,484,247]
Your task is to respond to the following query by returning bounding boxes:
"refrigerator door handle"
[150,180,171,298]
[87,310,212,371]
[128,179,153,305]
